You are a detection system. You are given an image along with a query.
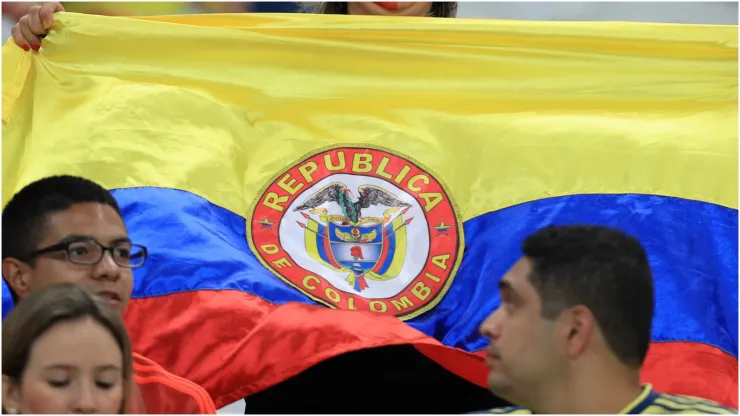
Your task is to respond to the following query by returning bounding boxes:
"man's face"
[4,203,133,314]
[478,257,565,402]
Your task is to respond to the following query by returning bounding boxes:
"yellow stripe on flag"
[3,13,736,221]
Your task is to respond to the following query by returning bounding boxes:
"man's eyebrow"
[109,236,132,245]
[58,235,132,245]
[58,234,95,244]
[498,279,518,299]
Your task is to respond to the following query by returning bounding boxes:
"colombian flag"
[2,12,737,410]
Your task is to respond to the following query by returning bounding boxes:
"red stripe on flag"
[125,290,737,409]
[642,341,738,409]
[417,337,738,408]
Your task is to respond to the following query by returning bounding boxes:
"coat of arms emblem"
[248,146,463,320]
[294,182,413,292]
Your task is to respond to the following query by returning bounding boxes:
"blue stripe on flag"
[2,188,736,358]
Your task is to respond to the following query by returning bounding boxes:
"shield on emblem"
[301,214,408,293]
[328,222,384,276]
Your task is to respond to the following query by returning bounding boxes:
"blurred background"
[3,1,738,44]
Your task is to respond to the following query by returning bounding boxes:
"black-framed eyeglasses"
[22,239,148,268]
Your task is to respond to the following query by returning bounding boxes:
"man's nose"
[479,308,502,340]
[91,250,121,281]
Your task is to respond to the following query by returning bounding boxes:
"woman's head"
[2,283,133,414]
[309,2,457,18]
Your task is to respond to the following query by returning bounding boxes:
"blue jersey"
[485,385,736,414]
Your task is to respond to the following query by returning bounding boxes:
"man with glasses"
[2,175,217,414]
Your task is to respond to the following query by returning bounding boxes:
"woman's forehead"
[26,318,122,370]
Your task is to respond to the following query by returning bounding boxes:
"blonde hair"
[305,2,458,18]
[2,284,134,414]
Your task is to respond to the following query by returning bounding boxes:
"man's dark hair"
[522,225,654,368]
[2,175,122,303]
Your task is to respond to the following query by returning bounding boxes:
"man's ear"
[560,304,596,359]
[2,258,33,302]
